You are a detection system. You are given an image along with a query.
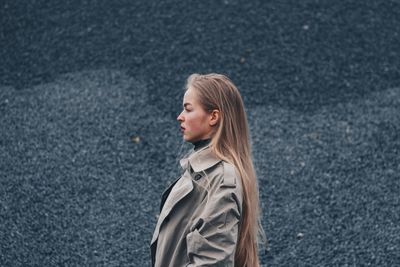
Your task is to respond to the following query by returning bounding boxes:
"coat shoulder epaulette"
[222,161,238,188]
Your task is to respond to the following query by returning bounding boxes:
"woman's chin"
[182,135,194,143]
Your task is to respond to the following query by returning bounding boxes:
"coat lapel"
[151,169,194,245]
[150,145,221,246]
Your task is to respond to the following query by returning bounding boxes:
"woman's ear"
[209,109,220,126]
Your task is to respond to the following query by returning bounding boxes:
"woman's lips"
[180,126,185,132]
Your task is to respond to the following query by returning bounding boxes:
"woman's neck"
[192,138,211,151]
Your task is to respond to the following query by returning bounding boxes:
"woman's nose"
[177,112,184,122]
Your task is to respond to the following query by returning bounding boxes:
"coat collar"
[179,144,222,173]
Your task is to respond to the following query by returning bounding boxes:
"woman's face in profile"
[177,87,212,143]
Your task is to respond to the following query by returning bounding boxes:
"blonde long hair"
[186,73,266,267]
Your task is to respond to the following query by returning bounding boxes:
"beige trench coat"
[150,145,243,267]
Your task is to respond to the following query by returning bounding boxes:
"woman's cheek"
[188,122,201,134]
[186,114,203,135]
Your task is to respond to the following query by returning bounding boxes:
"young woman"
[150,73,265,266]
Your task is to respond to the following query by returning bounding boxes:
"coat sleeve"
[185,181,242,267]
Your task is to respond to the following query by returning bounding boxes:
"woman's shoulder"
[219,161,240,188]
[204,161,243,212]
[207,161,242,194]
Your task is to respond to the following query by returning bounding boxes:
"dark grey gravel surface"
[1,1,400,266]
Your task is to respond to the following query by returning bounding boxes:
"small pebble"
[131,136,140,143]
[297,232,304,239]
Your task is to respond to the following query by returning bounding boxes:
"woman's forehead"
[183,88,197,102]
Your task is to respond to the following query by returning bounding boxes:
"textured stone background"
[1,1,399,266]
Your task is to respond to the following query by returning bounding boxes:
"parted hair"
[185,73,266,267]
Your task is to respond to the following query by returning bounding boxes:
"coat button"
[194,174,202,181]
